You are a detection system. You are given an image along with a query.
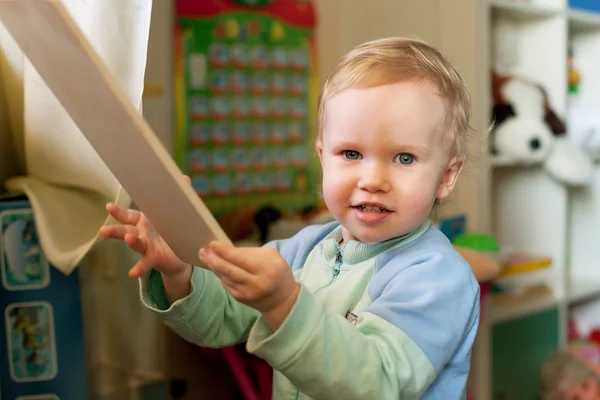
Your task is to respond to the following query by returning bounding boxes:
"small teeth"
[359,205,386,213]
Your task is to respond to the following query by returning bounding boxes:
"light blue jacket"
[140,220,480,399]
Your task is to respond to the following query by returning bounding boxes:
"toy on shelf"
[450,233,550,279]
[568,44,581,97]
[566,44,600,161]
[497,251,552,277]
[540,341,600,400]
[488,249,553,307]
[491,72,554,165]
[491,72,593,186]
[452,233,502,283]
[490,14,593,185]
[451,230,555,308]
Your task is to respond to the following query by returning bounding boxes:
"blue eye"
[342,150,362,160]
[395,153,415,165]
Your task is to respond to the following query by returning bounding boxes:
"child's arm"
[139,265,260,348]
[98,194,260,348]
[138,225,325,349]
[204,244,480,399]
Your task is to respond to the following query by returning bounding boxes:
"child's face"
[317,81,462,244]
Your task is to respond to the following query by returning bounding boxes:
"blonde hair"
[317,37,472,160]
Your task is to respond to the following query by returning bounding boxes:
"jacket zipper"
[297,244,344,400]
[313,243,343,296]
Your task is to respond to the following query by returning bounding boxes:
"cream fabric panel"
[3,0,150,274]
[0,21,24,187]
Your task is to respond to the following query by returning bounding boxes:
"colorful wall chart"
[174,0,320,217]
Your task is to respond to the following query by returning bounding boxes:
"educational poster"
[1,209,50,291]
[174,0,319,217]
[5,302,57,382]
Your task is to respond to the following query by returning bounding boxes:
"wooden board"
[0,0,231,267]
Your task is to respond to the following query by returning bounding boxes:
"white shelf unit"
[471,0,600,398]
[567,6,600,305]
[486,0,569,324]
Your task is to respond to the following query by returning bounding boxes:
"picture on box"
[5,301,58,382]
[0,209,50,291]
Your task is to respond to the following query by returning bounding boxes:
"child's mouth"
[354,205,390,213]
[352,204,392,223]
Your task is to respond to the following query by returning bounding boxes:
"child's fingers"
[99,224,138,241]
[199,247,251,284]
[220,280,246,301]
[183,175,191,185]
[209,241,260,273]
[106,202,142,225]
[128,256,153,279]
[124,233,147,254]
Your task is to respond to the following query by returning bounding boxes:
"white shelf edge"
[568,9,600,33]
[567,275,600,303]
[489,0,561,19]
[485,294,561,325]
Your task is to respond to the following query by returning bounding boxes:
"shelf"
[489,0,561,21]
[567,275,600,303]
[569,9,600,34]
[486,294,560,325]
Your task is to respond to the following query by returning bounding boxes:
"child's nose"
[357,163,391,193]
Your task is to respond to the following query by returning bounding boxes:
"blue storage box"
[0,194,89,399]
[569,0,600,14]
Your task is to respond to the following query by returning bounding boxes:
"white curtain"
[0,0,168,397]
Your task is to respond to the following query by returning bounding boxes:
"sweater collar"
[321,219,431,265]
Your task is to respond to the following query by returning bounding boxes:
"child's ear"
[436,157,464,200]
[316,139,324,164]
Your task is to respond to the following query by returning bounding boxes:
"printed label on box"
[0,209,50,291]
[5,301,58,382]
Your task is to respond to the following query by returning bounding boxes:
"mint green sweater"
[139,221,480,399]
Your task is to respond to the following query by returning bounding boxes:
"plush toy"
[491,72,593,186]
[491,73,556,165]
[540,343,600,400]
[491,16,593,186]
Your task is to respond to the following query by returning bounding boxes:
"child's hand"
[99,177,191,279]
[199,241,300,330]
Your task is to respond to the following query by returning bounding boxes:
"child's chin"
[349,229,392,245]
[350,225,413,244]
